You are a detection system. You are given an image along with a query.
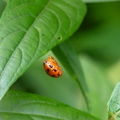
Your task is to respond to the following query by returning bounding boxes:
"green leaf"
[0,0,86,99]
[107,82,120,120]
[0,0,6,17]
[82,0,120,3]
[80,55,112,119]
[0,90,100,120]
[3,0,8,3]
[52,40,88,109]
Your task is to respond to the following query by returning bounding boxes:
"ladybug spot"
[57,73,60,76]
[46,69,50,73]
[49,65,53,68]
[53,69,57,72]
[52,75,56,77]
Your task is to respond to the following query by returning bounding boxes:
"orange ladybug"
[43,56,62,78]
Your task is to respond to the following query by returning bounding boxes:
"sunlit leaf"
[107,82,120,120]
[0,0,86,99]
[0,90,100,120]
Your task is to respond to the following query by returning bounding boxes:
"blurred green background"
[1,0,120,120]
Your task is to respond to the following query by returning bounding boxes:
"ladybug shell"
[43,56,62,78]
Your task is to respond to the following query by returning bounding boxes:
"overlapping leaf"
[0,90,100,120]
[0,0,86,99]
[107,82,120,120]
[52,40,88,108]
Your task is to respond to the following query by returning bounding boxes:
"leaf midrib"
[0,111,66,120]
[0,0,52,85]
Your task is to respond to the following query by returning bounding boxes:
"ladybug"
[43,56,62,78]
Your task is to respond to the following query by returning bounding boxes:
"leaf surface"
[52,40,88,108]
[82,0,120,3]
[0,0,86,99]
[0,90,100,120]
[107,82,120,120]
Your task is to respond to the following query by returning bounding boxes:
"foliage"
[0,0,120,120]
[0,91,100,120]
[107,83,120,120]
[0,0,86,100]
